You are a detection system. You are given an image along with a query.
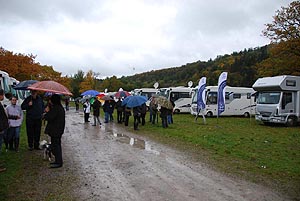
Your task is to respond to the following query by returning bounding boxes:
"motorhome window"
[233,93,241,99]
[286,80,296,87]
[170,92,190,102]
[282,92,292,109]
[257,92,280,104]
[191,89,198,104]
[207,92,217,104]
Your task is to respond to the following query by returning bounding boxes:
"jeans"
[104,112,109,123]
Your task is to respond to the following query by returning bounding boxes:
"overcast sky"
[0,0,293,78]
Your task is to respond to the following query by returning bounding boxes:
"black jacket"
[44,104,65,137]
[92,99,101,116]
[0,102,8,132]
[21,95,44,120]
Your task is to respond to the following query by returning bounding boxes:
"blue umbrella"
[122,95,147,108]
[81,90,100,96]
[13,80,39,90]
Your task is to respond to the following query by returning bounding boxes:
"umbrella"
[79,96,91,103]
[114,90,131,98]
[28,81,73,96]
[122,95,147,108]
[13,80,39,90]
[154,96,174,110]
[100,95,114,101]
[81,90,100,96]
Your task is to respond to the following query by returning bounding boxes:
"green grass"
[0,121,77,201]
[119,113,300,198]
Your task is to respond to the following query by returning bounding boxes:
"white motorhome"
[132,88,158,99]
[158,86,193,113]
[190,86,256,117]
[132,88,159,107]
[0,70,13,106]
[252,75,300,126]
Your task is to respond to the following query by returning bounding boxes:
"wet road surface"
[62,110,288,201]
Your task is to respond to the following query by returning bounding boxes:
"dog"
[39,140,52,161]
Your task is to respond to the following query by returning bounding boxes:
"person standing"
[115,98,123,123]
[44,94,65,168]
[21,90,44,150]
[150,98,158,124]
[108,100,115,122]
[92,98,101,126]
[160,106,168,128]
[75,99,79,111]
[65,97,69,111]
[133,106,141,130]
[6,96,23,152]
[103,100,110,123]
[83,99,90,123]
[140,103,147,126]
[124,107,131,126]
[0,89,9,172]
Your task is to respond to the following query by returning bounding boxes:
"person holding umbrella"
[133,106,141,130]
[21,90,44,150]
[44,94,65,168]
[91,98,101,126]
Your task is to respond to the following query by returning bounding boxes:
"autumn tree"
[260,1,300,76]
[79,70,97,93]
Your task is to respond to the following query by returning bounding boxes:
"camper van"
[190,86,256,117]
[0,70,13,106]
[132,88,159,107]
[252,75,300,126]
[158,87,193,113]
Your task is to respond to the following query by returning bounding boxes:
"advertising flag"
[197,77,206,111]
[217,72,228,116]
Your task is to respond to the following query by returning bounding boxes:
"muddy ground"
[14,109,292,201]
[52,110,290,201]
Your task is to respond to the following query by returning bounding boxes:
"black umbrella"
[13,80,39,90]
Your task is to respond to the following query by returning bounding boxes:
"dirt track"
[61,110,289,201]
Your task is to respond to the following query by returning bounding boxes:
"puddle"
[113,133,160,155]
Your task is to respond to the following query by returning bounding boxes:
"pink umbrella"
[114,90,131,98]
[28,81,73,96]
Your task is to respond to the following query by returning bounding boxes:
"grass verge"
[124,114,300,199]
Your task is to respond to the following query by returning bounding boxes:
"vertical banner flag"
[217,72,228,116]
[197,77,206,112]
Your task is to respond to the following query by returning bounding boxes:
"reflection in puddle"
[113,133,160,155]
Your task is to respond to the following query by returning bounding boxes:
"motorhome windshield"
[257,92,281,104]
[158,88,169,98]
[191,88,198,104]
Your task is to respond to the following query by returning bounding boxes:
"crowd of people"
[81,96,175,131]
[0,90,175,172]
[0,89,66,171]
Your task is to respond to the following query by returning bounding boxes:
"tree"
[79,70,96,93]
[260,1,300,76]
[70,70,84,97]
[263,1,300,43]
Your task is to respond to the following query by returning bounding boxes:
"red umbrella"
[114,90,131,98]
[28,81,73,96]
